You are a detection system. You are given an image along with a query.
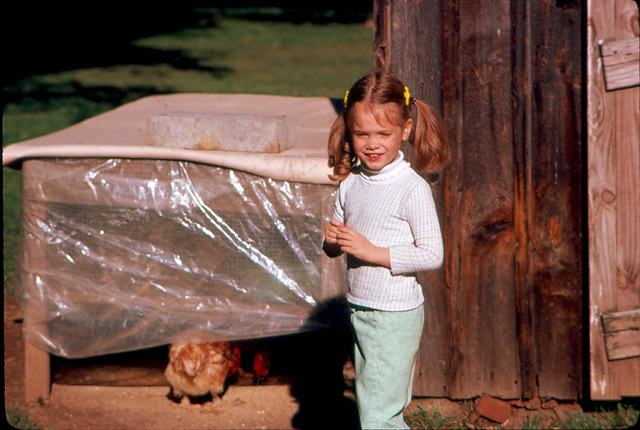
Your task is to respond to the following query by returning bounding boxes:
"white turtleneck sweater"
[330,152,444,311]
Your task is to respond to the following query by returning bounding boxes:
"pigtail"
[327,112,356,182]
[410,100,451,173]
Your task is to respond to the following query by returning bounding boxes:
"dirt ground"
[5,295,595,429]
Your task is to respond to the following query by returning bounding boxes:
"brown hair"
[328,72,450,181]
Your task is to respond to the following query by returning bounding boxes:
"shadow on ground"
[291,297,359,429]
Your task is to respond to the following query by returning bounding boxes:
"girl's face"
[349,102,412,172]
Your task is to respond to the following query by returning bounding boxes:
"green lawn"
[2,8,374,294]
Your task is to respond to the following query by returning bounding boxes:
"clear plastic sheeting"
[17,158,344,358]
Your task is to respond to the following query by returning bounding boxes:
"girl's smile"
[349,102,412,172]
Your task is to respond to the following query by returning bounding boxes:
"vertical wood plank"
[611,0,640,398]
[20,160,52,401]
[511,0,537,401]
[613,90,640,397]
[613,0,640,314]
[588,0,640,400]
[387,0,443,111]
[528,0,583,400]
[24,341,51,403]
[372,0,389,72]
[377,0,450,397]
[448,0,520,400]
[588,0,619,400]
[442,0,464,401]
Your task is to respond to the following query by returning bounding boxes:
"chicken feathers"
[165,342,239,402]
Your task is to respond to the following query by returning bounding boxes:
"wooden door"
[587,0,640,400]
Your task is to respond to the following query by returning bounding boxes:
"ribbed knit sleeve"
[389,181,444,275]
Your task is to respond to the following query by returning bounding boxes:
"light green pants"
[350,304,424,429]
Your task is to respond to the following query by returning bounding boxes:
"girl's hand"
[323,219,344,257]
[335,225,390,268]
[324,219,343,245]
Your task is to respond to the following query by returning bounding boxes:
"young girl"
[323,72,450,429]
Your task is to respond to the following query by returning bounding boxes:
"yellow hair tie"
[404,86,412,106]
[344,90,349,107]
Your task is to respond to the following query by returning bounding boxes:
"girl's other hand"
[336,225,390,268]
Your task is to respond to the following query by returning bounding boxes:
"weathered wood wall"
[373,0,451,398]
[587,0,640,400]
[374,0,584,400]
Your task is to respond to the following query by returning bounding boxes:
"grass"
[2,7,374,295]
[5,404,44,430]
[556,403,639,429]
[405,401,639,429]
[20,18,372,98]
[2,168,21,295]
[406,406,466,429]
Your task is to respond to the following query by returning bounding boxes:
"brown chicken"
[165,342,240,402]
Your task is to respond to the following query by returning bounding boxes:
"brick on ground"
[475,393,512,424]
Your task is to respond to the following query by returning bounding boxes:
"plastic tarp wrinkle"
[17,158,344,358]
